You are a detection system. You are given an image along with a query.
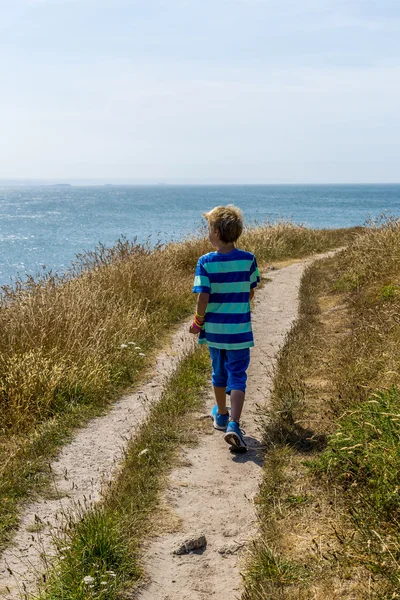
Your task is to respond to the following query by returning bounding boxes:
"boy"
[190,205,260,452]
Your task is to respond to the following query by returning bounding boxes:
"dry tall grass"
[327,216,400,406]
[0,242,193,433]
[0,222,355,546]
[0,224,354,436]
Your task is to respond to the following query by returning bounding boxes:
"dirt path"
[0,255,322,599]
[134,258,314,600]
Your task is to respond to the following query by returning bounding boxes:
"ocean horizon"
[1,183,399,288]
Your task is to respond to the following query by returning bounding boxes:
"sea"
[0,184,399,288]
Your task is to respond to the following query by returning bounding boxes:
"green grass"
[33,346,210,600]
[312,388,400,522]
[243,539,307,600]
[285,494,312,507]
[380,283,399,300]
[309,388,400,590]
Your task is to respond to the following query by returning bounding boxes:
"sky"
[0,0,399,183]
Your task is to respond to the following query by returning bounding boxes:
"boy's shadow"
[267,423,327,453]
[229,436,265,466]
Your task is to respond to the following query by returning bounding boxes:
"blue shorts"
[208,347,250,394]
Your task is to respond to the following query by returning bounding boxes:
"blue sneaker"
[224,421,247,452]
[211,405,230,431]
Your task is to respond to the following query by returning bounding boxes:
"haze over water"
[0,183,399,287]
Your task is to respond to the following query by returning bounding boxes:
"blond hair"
[203,205,243,243]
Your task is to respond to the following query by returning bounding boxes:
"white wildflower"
[138,448,149,457]
[134,346,141,350]
[139,352,146,357]
[128,341,135,345]
[83,575,95,585]
[106,570,116,577]
[120,344,128,349]
[100,581,108,586]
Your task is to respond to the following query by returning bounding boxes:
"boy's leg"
[224,349,250,451]
[214,386,228,415]
[209,348,229,427]
[225,348,250,422]
[230,389,245,422]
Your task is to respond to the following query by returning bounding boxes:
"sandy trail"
[0,255,324,599]
[135,258,315,600]
[0,325,197,599]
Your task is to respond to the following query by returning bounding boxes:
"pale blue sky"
[1,0,399,182]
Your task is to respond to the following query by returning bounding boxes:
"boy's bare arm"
[250,288,255,300]
[189,292,209,335]
[196,292,209,316]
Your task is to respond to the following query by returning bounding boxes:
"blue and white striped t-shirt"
[192,248,260,350]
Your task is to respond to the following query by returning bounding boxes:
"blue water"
[0,184,399,287]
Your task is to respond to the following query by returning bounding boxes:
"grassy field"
[243,218,400,599]
[0,222,357,550]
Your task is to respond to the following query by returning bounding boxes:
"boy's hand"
[189,324,200,335]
